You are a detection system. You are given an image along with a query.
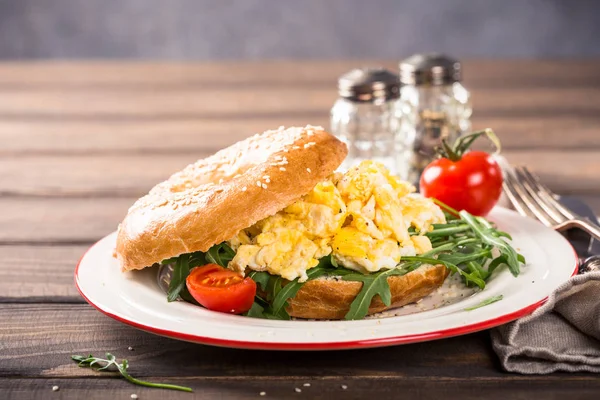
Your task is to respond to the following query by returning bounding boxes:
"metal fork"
[503,166,600,272]
[503,166,600,242]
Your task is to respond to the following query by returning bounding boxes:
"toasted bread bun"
[116,126,348,271]
[285,264,449,319]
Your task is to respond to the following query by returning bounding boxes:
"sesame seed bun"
[115,126,348,271]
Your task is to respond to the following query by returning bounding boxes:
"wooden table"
[1,61,599,399]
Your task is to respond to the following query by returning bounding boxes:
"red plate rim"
[74,237,579,351]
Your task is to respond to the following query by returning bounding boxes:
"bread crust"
[286,264,449,319]
[116,126,347,271]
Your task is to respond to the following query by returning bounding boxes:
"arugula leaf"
[426,225,472,237]
[267,276,284,302]
[267,305,292,320]
[245,302,267,318]
[466,261,489,281]
[205,247,221,265]
[459,211,521,277]
[342,267,408,320]
[437,247,491,266]
[205,243,235,267]
[487,254,507,276]
[178,286,200,305]
[401,256,486,289]
[248,271,271,292]
[464,295,503,311]
[188,251,206,267]
[167,254,190,302]
[329,254,339,268]
[72,353,192,392]
[270,267,329,316]
[165,249,214,302]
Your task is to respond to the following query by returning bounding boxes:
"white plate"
[75,207,578,350]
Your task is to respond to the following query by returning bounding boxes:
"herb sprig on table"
[163,204,525,321]
[71,353,193,392]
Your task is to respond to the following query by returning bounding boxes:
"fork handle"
[558,218,600,242]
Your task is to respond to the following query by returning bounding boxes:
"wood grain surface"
[1,60,599,399]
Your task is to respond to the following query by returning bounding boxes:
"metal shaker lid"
[338,67,400,103]
[399,54,462,85]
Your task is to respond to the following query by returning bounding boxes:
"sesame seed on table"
[1,60,600,399]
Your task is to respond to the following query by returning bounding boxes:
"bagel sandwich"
[115,125,450,320]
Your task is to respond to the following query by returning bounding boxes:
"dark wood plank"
[0,197,132,243]
[1,151,598,197]
[0,304,496,378]
[2,376,600,400]
[0,303,595,381]
[2,304,599,399]
[1,116,598,156]
[0,118,322,155]
[0,61,598,88]
[0,86,599,119]
[0,245,87,302]
[0,87,331,118]
[471,115,600,150]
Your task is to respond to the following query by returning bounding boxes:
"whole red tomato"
[420,150,503,216]
[186,264,256,314]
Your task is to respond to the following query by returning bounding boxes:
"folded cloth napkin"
[491,271,600,373]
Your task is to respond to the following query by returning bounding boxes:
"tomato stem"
[435,128,501,161]
[440,139,460,161]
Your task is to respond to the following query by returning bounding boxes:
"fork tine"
[502,178,534,218]
[514,167,567,224]
[518,167,576,220]
[503,168,554,226]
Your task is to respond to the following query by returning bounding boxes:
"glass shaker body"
[397,82,472,184]
[331,97,410,178]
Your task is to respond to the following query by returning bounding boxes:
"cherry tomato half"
[420,151,503,216]
[186,264,256,314]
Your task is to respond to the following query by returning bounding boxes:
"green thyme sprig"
[71,353,192,392]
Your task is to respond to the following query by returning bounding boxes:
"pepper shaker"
[398,54,472,184]
[330,67,410,177]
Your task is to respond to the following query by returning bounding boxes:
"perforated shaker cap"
[399,54,462,86]
[337,67,400,103]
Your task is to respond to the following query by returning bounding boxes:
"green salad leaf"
[248,271,271,292]
[205,243,236,267]
[167,254,190,302]
[271,266,329,317]
[401,255,486,289]
[166,251,206,302]
[459,211,522,276]
[342,267,409,320]
[464,295,504,311]
[245,301,267,318]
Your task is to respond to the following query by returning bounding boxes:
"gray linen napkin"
[491,271,600,373]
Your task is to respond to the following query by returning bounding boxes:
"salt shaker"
[398,54,472,184]
[330,68,409,176]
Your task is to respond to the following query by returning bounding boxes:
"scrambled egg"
[227,161,446,281]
